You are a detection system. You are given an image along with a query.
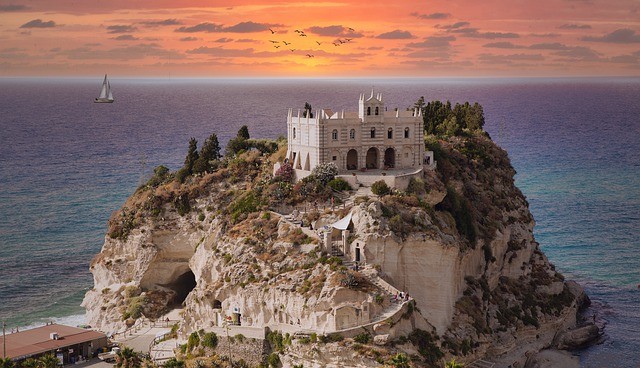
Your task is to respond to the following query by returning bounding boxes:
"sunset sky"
[1,0,639,77]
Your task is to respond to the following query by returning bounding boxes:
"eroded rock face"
[84,134,590,365]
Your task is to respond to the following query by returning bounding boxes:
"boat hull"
[94,98,114,103]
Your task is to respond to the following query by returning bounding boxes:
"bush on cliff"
[328,177,351,191]
[371,180,391,196]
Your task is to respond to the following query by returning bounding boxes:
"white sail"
[98,75,109,99]
[95,74,114,103]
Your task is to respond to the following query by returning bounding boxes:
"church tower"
[358,89,384,123]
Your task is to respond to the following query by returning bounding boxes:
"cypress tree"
[193,133,221,173]
[238,125,250,140]
[184,137,199,174]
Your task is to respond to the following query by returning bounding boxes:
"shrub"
[371,180,391,196]
[173,194,191,216]
[187,331,200,351]
[408,329,443,365]
[267,353,280,368]
[353,332,371,344]
[328,178,351,191]
[146,165,171,188]
[201,332,218,349]
[274,162,294,183]
[228,190,261,222]
[311,162,338,186]
[406,177,426,196]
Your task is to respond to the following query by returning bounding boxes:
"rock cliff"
[83,134,592,367]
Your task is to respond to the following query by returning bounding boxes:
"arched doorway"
[384,148,395,168]
[347,149,358,170]
[366,147,378,169]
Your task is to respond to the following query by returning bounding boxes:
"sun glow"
[0,0,638,77]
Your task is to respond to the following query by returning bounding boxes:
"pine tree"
[302,102,314,118]
[193,133,221,174]
[184,137,199,175]
[237,125,250,140]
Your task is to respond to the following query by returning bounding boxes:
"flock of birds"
[267,27,356,58]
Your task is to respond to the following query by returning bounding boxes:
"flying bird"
[269,28,276,34]
[294,29,302,33]
[306,54,314,58]
[345,38,353,42]
[269,40,279,43]
[348,27,355,32]
[333,42,340,46]
[338,39,345,44]
[274,45,280,48]
[283,41,291,45]
[299,33,307,37]
[316,41,322,45]
[290,48,296,52]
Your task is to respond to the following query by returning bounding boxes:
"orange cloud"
[0,0,639,77]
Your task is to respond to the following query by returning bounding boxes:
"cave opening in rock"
[167,270,197,306]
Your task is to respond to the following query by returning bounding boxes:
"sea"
[0,77,638,367]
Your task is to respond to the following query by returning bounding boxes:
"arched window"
[387,128,393,139]
[375,106,379,115]
[293,127,296,139]
[367,106,371,115]
[332,129,338,140]
[350,129,356,139]
[370,127,376,138]
[404,127,409,138]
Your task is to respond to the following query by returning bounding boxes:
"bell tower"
[358,89,384,122]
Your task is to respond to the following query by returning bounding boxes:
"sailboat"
[94,74,114,103]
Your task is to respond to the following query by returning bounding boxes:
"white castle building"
[284,90,433,186]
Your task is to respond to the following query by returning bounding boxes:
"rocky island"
[83,93,598,368]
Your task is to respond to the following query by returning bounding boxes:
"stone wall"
[212,336,269,367]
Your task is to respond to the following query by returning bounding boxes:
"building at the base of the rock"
[285,90,432,181]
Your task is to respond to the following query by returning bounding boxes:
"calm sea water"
[0,77,638,366]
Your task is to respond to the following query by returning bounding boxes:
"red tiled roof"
[0,324,106,359]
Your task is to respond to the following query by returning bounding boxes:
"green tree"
[37,354,59,368]
[0,358,14,368]
[442,116,462,136]
[226,126,252,156]
[184,138,199,175]
[302,102,314,118]
[468,102,485,131]
[238,125,250,140]
[193,133,221,174]
[19,358,38,368]
[115,347,141,368]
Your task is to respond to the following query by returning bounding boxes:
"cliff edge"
[83,132,594,367]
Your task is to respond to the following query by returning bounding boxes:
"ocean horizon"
[0,77,638,366]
